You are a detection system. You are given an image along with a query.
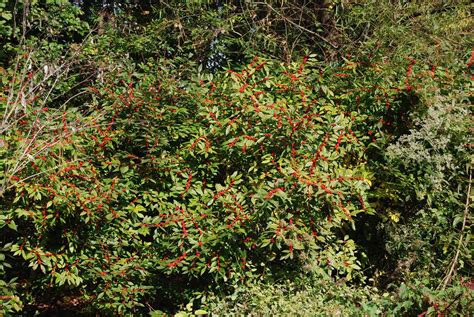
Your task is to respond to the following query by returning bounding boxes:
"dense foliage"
[1,0,472,315]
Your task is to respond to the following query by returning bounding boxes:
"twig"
[254,1,338,49]
[440,168,472,289]
[442,292,463,314]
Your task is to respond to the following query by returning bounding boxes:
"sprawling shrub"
[1,54,377,313]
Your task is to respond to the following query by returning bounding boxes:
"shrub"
[1,54,377,313]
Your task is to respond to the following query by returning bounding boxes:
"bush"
[1,54,377,313]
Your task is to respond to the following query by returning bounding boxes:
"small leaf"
[8,220,17,231]
[120,166,129,173]
[194,309,208,315]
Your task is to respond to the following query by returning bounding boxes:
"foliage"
[373,92,472,288]
[1,51,376,313]
[0,0,472,315]
[201,274,473,316]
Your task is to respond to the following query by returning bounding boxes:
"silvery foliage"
[386,98,469,197]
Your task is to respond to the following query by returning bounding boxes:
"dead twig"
[254,1,338,49]
[439,168,472,289]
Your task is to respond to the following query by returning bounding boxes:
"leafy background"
[0,0,472,315]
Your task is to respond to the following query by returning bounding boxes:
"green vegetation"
[0,0,472,315]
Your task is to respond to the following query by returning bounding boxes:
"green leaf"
[7,221,17,231]
[120,166,129,174]
[194,309,208,315]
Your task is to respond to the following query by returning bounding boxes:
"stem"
[254,1,338,49]
[440,168,472,289]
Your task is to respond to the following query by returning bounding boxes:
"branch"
[254,1,338,49]
[440,168,472,289]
